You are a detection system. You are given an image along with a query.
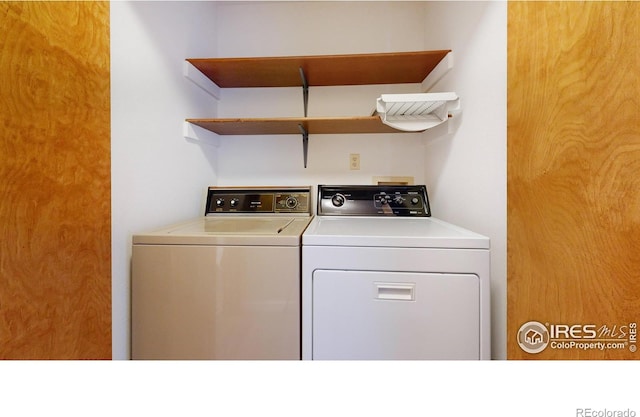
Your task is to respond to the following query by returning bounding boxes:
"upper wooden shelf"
[186,50,451,88]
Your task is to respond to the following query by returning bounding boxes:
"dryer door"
[312,270,480,359]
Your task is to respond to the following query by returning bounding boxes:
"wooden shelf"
[187,50,451,88]
[186,116,413,136]
[185,50,454,167]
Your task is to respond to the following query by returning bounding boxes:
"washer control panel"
[205,187,311,214]
[318,185,430,217]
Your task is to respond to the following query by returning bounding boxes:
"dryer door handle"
[374,283,415,301]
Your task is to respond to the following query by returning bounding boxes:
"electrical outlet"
[349,153,360,170]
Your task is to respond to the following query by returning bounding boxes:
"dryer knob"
[411,197,420,205]
[331,194,346,207]
[215,198,225,207]
[230,198,240,208]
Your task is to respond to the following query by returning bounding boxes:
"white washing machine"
[302,185,490,360]
[131,186,312,360]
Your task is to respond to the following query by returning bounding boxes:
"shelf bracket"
[298,123,309,168]
[183,61,221,100]
[299,67,309,117]
[183,121,220,147]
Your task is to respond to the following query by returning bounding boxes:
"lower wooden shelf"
[186,116,416,135]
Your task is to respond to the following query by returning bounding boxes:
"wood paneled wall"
[508,2,640,359]
[0,2,111,358]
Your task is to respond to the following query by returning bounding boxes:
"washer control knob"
[394,196,405,205]
[285,196,298,209]
[331,194,346,207]
[215,198,225,207]
[411,197,420,205]
[230,198,240,208]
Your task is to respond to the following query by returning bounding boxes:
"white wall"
[111,1,220,359]
[422,2,507,359]
[214,1,431,186]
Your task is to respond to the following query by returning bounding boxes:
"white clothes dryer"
[302,185,490,360]
[132,186,312,360]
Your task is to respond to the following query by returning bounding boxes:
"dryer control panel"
[206,187,311,215]
[318,185,431,217]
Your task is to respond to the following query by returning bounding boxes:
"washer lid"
[302,216,489,249]
[133,216,312,246]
